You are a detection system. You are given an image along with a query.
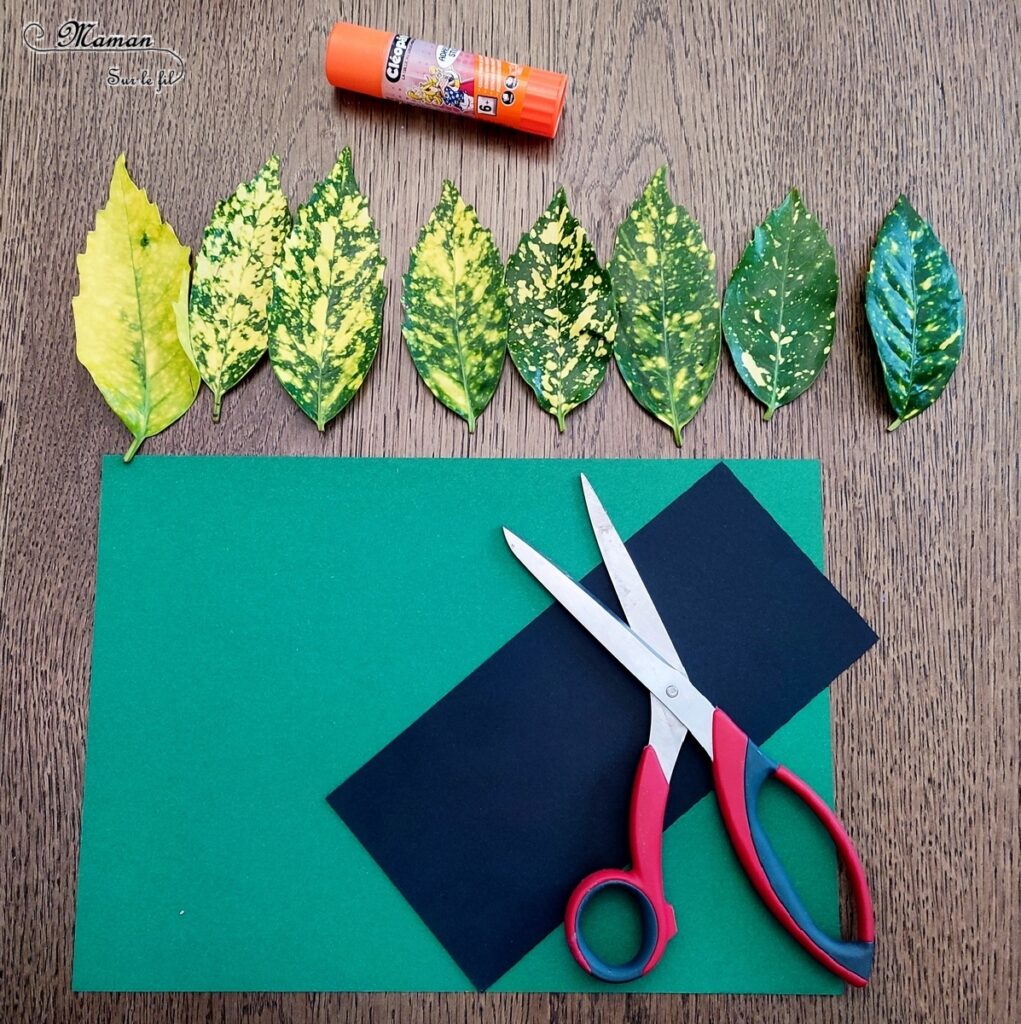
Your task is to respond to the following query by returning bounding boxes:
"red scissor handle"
[711,709,876,986]
[564,745,678,981]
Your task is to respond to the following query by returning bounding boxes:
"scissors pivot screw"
[666,685,679,698]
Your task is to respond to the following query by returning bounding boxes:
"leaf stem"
[124,434,144,463]
[556,409,566,432]
[212,390,223,423]
[672,421,683,447]
[887,418,903,432]
[763,405,776,422]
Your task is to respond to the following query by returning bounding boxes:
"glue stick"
[325,23,568,139]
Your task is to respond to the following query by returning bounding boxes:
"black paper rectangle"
[328,464,877,990]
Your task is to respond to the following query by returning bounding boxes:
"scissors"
[503,475,875,987]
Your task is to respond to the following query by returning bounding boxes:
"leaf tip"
[331,146,356,189]
[893,193,923,226]
[262,153,283,184]
[644,166,670,205]
[110,152,133,192]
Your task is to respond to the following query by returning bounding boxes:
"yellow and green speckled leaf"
[722,190,838,421]
[402,181,507,432]
[865,195,965,431]
[269,148,385,431]
[609,168,720,446]
[73,154,198,462]
[186,155,291,422]
[505,187,617,431]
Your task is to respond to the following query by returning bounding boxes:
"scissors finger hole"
[755,772,834,922]
[574,880,658,982]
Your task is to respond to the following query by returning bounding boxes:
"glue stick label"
[380,36,529,128]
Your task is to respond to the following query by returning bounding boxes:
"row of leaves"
[74,152,965,461]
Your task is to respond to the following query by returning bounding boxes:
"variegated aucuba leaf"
[865,196,965,431]
[269,148,385,431]
[722,190,838,421]
[186,155,291,422]
[73,154,198,462]
[609,168,720,446]
[505,187,617,431]
[402,181,507,431]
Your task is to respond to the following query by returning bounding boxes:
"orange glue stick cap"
[325,22,389,99]
[518,67,568,138]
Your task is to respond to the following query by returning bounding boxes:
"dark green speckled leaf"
[610,167,720,445]
[506,187,616,431]
[865,195,965,430]
[269,148,385,431]
[722,190,838,420]
[402,181,507,432]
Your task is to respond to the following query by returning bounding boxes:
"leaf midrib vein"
[442,217,475,428]
[215,226,269,394]
[549,218,572,418]
[313,204,347,428]
[117,170,150,440]
[768,221,795,412]
[903,229,922,404]
[652,207,682,435]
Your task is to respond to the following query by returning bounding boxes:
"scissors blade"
[579,475,688,778]
[502,527,715,755]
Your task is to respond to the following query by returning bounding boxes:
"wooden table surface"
[2,0,1017,1020]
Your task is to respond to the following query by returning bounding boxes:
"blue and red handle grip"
[712,708,876,987]
[567,715,875,985]
[565,745,677,981]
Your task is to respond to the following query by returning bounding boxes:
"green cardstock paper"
[74,456,843,993]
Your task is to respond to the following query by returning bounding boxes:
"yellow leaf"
[73,154,198,461]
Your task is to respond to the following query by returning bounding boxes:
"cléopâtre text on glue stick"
[325,22,568,138]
